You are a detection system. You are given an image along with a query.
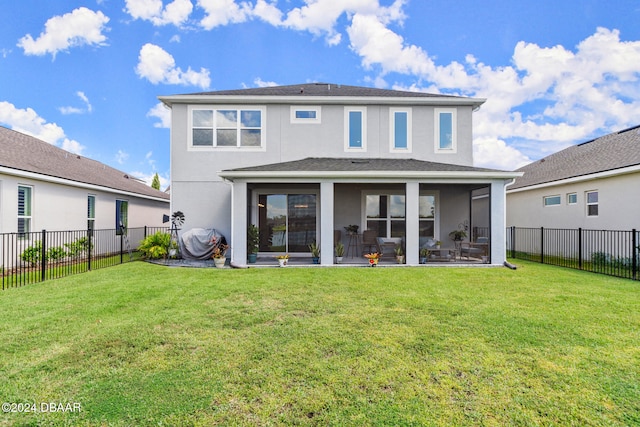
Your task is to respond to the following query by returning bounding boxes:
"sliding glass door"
[258,193,317,253]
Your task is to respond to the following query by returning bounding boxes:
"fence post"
[540,227,544,264]
[511,226,516,259]
[633,229,637,281]
[120,232,124,264]
[144,225,148,239]
[87,229,92,271]
[578,228,583,270]
[41,229,47,282]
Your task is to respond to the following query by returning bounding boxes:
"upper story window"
[434,108,457,153]
[291,106,321,124]
[18,185,32,235]
[586,191,598,217]
[567,193,577,205]
[190,106,265,149]
[345,107,366,151]
[543,195,561,206]
[390,108,412,152]
[88,195,96,231]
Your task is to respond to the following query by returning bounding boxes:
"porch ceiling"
[219,157,523,181]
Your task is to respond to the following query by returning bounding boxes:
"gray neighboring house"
[0,125,170,236]
[160,83,521,266]
[507,125,640,230]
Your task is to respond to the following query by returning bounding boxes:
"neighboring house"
[159,83,521,265]
[0,126,170,235]
[507,125,640,230]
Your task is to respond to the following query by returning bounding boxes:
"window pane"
[588,205,598,216]
[193,129,213,146]
[295,110,316,119]
[389,195,405,218]
[366,195,387,218]
[18,218,30,234]
[439,112,453,149]
[419,195,435,218]
[544,196,561,206]
[18,186,31,216]
[419,220,435,238]
[349,111,362,148]
[240,129,261,147]
[241,110,261,127]
[216,129,237,146]
[216,110,237,127]
[193,110,213,127]
[390,220,405,238]
[567,193,577,204]
[366,220,385,237]
[587,192,598,203]
[116,200,128,235]
[288,194,316,252]
[394,111,408,149]
[88,195,95,218]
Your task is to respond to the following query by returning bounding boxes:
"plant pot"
[312,257,320,264]
[278,258,287,267]
[396,255,404,264]
[420,257,427,264]
[335,256,343,264]
[248,253,257,263]
[214,258,226,268]
[368,258,378,267]
[168,248,177,258]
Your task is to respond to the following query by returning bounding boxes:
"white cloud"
[135,43,210,88]
[253,77,278,87]
[253,0,283,26]
[197,0,252,30]
[147,102,171,128]
[473,137,532,171]
[0,101,85,154]
[124,0,193,26]
[59,91,93,115]
[130,170,170,189]
[17,7,109,58]
[115,150,129,164]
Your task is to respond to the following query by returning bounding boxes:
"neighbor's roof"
[509,125,640,191]
[0,126,169,201]
[219,157,521,180]
[160,82,486,108]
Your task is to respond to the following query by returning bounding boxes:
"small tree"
[139,231,171,259]
[151,173,161,190]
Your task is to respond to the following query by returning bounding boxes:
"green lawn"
[1,261,638,426]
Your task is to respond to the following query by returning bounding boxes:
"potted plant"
[435,240,442,249]
[212,243,229,268]
[419,247,429,264]
[247,224,259,263]
[344,224,359,235]
[363,252,379,267]
[335,242,345,263]
[309,242,320,264]
[275,254,289,267]
[394,245,404,264]
[448,229,467,242]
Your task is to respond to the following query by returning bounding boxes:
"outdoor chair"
[460,236,489,260]
[361,230,378,254]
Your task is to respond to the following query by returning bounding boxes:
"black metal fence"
[507,227,639,281]
[1,226,169,290]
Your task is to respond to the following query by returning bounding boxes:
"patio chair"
[361,229,378,254]
[460,236,489,260]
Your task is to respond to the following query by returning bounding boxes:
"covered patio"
[220,158,521,267]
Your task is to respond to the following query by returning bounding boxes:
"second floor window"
[390,108,411,151]
[345,107,366,150]
[18,185,32,235]
[435,108,457,152]
[191,107,264,148]
[586,191,598,217]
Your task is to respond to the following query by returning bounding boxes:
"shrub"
[138,232,171,259]
[65,237,93,258]
[46,246,67,262]
[20,241,43,266]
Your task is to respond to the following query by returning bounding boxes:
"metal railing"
[507,227,639,281]
[1,226,169,290]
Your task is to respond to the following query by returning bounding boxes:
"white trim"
[543,195,561,207]
[344,106,367,152]
[586,190,599,217]
[389,108,412,153]
[290,106,321,124]
[187,105,266,152]
[220,169,522,181]
[506,164,640,193]
[434,108,457,153]
[567,192,577,205]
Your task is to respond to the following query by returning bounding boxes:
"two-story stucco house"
[159,83,521,266]
[507,125,640,230]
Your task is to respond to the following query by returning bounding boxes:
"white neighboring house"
[0,126,170,235]
[159,83,521,266]
[507,125,640,230]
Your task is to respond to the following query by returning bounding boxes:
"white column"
[320,181,335,265]
[405,181,420,265]
[490,179,507,265]
[230,180,247,266]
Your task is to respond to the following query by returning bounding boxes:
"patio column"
[490,179,507,265]
[405,181,420,265]
[230,180,247,266]
[320,181,334,265]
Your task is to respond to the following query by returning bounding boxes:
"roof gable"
[0,126,169,200]
[510,125,640,190]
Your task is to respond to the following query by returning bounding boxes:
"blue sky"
[2,0,640,190]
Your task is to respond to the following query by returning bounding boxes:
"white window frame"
[567,193,577,205]
[344,106,367,151]
[18,185,33,235]
[586,190,598,217]
[434,108,457,153]
[419,191,440,240]
[390,108,412,153]
[290,106,321,124]
[188,105,266,151]
[362,192,406,238]
[543,195,562,207]
[88,194,96,231]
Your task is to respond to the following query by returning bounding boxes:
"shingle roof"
[224,157,501,173]
[0,126,169,200]
[509,125,640,190]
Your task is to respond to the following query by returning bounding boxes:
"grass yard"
[0,261,638,426]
